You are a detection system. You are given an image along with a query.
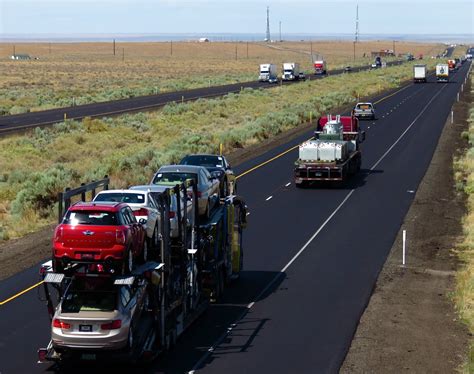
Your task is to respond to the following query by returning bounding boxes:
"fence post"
[104,175,109,190]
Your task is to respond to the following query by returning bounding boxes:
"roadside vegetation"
[0,60,438,240]
[0,41,443,115]
[454,74,474,372]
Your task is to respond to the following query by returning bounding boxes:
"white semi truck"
[259,63,278,82]
[282,62,300,81]
[436,64,449,83]
[413,64,427,83]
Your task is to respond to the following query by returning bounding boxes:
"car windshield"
[63,210,118,225]
[153,172,197,185]
[356,104,372,110]
[180,155,223,168]
[62,278,117,313]
[95,192,145,204]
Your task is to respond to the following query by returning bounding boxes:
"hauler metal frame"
[37,180,247,365]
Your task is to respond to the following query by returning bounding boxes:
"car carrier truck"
[294,115,364,186]
[37,181,247,365]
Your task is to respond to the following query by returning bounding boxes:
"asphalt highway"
[0,58,468,373]
[0,61,405,135]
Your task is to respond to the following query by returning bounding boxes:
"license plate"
[79,325,92,332]
[81,353,96,360]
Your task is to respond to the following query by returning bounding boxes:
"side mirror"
[139,218,147,225]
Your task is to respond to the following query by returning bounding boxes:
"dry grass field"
[0,59,437,240]
[0,40,444,114]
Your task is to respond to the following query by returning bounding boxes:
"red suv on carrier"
[53,202,146,274]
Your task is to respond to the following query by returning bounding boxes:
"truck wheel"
[122,247,134,274]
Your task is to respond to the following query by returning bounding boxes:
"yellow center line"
[0,81,416,307]
[0,280,44,306]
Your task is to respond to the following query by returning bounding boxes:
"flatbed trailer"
[294,115,364,186]
[294,150,361,183]
[37,181,247,366]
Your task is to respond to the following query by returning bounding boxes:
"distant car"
[93,189,160,249]
[129,184,194,239]
[344,66,352,72]
[51,274,148,352]
[298,72,306,80]
[268,76,279,84]
[53,202,147,274]
[151,165,220,218]
[370,63,378,69]
[179,154,235,197]
[353,102,376,120]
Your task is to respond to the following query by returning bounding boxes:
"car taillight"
[53,319,71,329]
[133,208,149,217]
[101,320,122,330]
[168,211,176,218]
[54,227,63,242]
[116,230,126,244]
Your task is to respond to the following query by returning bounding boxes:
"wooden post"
[235,43,238,60]
[170,40,173,56]
[122,48,125,62]
[113,39,116,55]
[246,42,249,58]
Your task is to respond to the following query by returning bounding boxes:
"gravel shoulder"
[341,81,472,373]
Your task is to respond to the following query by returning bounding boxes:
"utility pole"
[279,21,282,42]
[246,41,249,58]
[13,45,15,57]
[122,48,124,62]
[393,40,396,55]
[170,40,173,56]
[310,41,313,57]
[113,39,116,56]
[353,41,356,61]
[49,42,51,54]
[235,43,238,60]
[265,6,271,42]
[355,4,359,43]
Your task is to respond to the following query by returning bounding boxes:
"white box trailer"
[436,64,449,83]
[259,63,277,82]
[413,64,427,83]
[282,62,300,81]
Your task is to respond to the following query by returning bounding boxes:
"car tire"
[127,326,134,352]
[151,225,159,251]
[204,200,210,220]
[142,239,148,263]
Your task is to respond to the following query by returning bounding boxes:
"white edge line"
[265,195,273,201]
[370,83,448,172]
[285,182,291,187]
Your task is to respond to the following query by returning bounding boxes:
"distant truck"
[259,63,278,82]
[282,62,300,81]
[448,59,456,71]
[294,115,364,186]
[436,64,449,83]
[413,64,427,83]
[313,60,327,75]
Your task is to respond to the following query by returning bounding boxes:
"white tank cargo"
[299,141,319,161]
[317,141,348,162]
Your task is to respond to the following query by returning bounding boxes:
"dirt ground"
[341,81,472,372]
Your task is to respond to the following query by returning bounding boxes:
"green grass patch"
[0,61,434,239]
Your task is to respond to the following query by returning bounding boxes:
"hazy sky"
[0,0,472,36]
